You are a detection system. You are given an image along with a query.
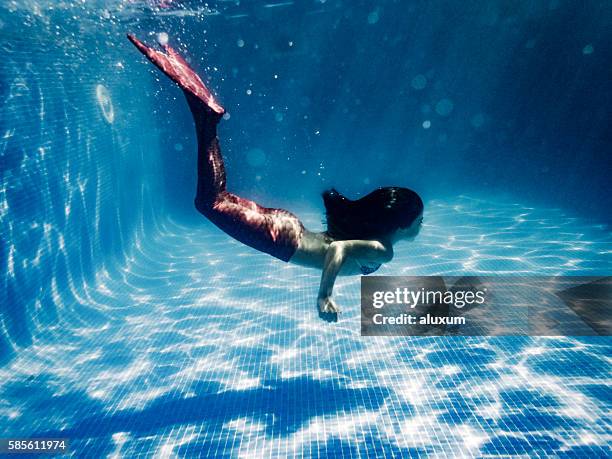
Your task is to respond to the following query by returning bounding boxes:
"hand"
[317,296,340,323]
[318,296,341,314]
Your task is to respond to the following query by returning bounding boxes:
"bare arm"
[317,240,393,314]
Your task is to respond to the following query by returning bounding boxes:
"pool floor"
[1,196,610,457]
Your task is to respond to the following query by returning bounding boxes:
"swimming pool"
[1,1,610,457]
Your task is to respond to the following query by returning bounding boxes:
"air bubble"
[367,9,380,24]
[471,113,485,128]
[411,74,427,90]
[157,32,169,46]
[246,148,266,167]
[422,120,431,129]
[435,98,454,117]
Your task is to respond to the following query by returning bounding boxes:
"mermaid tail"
[127,34,225,115]
[128,34,304,263]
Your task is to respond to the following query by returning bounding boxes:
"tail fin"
[126,34,225,115]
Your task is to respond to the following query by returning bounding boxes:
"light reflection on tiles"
[1,197,610,457]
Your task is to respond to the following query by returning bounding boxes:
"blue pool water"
[1,1,611,457]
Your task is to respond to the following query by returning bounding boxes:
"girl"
[128,35,424,321]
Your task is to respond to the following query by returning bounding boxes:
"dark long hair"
[322,187,423,240]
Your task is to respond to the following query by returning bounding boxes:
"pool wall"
[0,10,164,363]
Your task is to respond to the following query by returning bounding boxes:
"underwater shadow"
[35,376,389,440]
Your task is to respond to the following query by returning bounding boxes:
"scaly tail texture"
[127,34,224,115]
[128,34,304,262]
